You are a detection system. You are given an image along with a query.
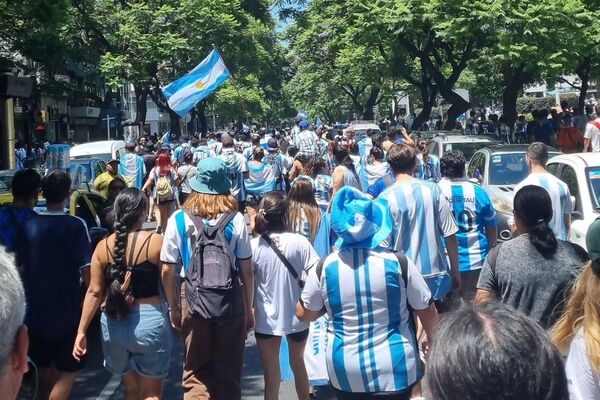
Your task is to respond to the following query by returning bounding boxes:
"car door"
[556,164,586,246]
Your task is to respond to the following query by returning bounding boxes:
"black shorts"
[255,329,309,343]
[28,333,85,373]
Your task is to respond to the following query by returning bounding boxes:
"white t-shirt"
[565,331,600,400]
[251,233,319,335]
[160,210,252,278]
[514,172,573,240]
[585,119,600,152]
[177,164,197,194]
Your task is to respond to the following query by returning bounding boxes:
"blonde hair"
[551,262,600,373]
[183,192,238,220]
[286,178,321,240]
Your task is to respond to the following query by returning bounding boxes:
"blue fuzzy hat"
[330,187,392,250]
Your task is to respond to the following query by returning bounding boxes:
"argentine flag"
[162,49,230,117]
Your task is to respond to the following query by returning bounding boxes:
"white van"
[70,140,126,163]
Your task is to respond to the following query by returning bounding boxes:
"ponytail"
[253,192,287,236]
[104,221,132,319]
[514,185,558,259]
[528,219,558,259]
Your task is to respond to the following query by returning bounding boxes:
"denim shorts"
[101,303,173,379]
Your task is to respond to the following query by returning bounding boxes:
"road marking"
[95,375,121,400]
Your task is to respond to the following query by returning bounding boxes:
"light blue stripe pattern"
[384,258,407,389]
[162,49,230,117]
[362,249,380,391]
[326,260,351,391]
[412,184,432,275]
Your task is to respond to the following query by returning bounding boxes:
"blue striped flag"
[162,49,230,117]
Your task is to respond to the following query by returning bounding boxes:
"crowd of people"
[0,110,599,400]
[417,102,600,155]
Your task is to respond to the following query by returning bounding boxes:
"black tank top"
[106,232,160,299]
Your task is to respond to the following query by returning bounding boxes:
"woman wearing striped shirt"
[305,157,332,213]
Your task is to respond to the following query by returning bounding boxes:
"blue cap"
[189,158,232,195]
[330,187,392,250]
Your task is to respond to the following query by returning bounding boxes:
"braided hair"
[104,188,148,319]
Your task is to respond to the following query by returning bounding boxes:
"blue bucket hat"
[330,187,392,250]
[189,158,232,195]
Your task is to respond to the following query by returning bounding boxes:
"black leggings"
[254,329,309,343]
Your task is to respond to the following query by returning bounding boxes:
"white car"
[70,140,126,163]
[428,134,501,162]
[547,153,600,250]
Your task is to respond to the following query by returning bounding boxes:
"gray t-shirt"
[477,234,585,329]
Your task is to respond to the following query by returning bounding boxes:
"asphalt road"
[18,314,335,400]
[17,220,337,400]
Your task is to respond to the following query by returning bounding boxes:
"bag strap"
[132,233,154,266]
[261,235,300,281]
[589,120,600,131]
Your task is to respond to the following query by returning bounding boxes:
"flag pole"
[213,45,246,133]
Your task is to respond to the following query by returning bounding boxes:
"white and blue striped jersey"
[438,179,497,272]
[414,154,441,182]
[380,179,458,299]
[514,172,573,240]
[301,248,432,393]
[219,149,248,203]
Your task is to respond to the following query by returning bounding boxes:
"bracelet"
[168,305,181,312]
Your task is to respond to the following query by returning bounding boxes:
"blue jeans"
[101,303,173,379]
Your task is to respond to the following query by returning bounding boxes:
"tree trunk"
[169,110,181,136]
[502,68,523,130]
[411,77,437,130]
[413,91,437,131]
[362,86,380,120]
[576,58,591,114]
[133,85,148,127]
[440,88,470,130]
[197,102,208,135]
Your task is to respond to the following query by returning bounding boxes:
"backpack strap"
[567,241,590,263]
[394,251,409,289]
[486,242,504,276]
[206,212,236,238]
[315,257,327,281]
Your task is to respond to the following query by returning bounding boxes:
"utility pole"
[212,103,216,132]
[104,114,114,140]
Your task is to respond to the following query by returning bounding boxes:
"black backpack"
[185,212,239,319]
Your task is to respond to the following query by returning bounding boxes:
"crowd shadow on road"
[17,317,336,399]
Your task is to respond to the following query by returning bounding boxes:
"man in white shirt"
[584,105,600,152]
[514,142,572,240]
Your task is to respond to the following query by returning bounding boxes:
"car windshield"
[587,167,600,210]
[488,153,528,185]
[442,142,494,160]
